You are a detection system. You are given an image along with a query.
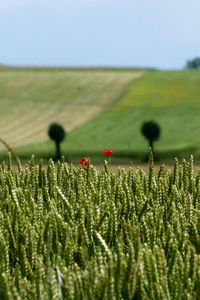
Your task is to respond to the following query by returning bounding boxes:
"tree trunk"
[55,141,61,161]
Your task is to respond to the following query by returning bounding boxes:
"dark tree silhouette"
[141,121,161,158]
[186,57,200,69]
[48,123,66,161]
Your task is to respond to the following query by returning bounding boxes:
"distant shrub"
[48,123,66,161]
[141,120,161,158]
[186,57,200,69]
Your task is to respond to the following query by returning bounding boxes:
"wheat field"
[0,153,200,299]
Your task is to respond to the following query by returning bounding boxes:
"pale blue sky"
[0,0,199,69]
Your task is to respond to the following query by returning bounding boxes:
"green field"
[0,156,200,298]
[1,68,200,162]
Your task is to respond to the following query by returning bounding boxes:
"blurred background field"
[1,67,200,165]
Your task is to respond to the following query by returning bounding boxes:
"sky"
[0,0,200,69]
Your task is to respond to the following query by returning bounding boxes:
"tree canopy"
[48,123,66,161]
[186,57,200,69]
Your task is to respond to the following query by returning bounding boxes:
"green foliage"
[141,121,160,143]
[48,123,66,161]
[0,155,200,298]
[186,57,200,69]
[48,123,66,143]
[141,121,161,155]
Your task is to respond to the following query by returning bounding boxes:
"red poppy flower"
[79,158,88,170]
[104,148,114,156]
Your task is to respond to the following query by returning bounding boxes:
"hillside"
[57,69,200,161]
[0,68,142,154]
[1,68,200,161]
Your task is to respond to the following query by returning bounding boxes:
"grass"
[56,69,200,162]
[1,68,200,162]
[0,67,142,152]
